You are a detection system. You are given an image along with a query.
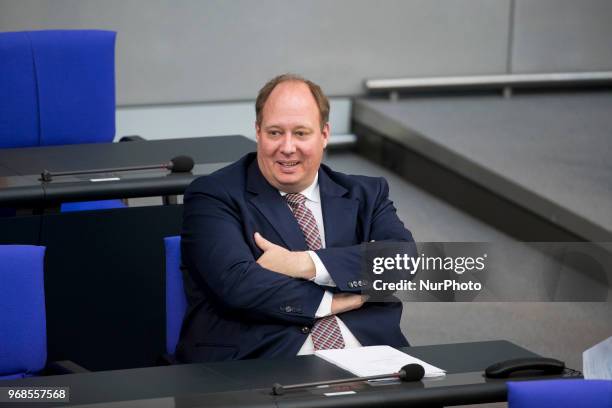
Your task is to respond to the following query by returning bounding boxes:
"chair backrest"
[0,32,39,147]
[0,245,47,380]
[164,236,187,355]
[0,30,116,148]
[508,379,612,408]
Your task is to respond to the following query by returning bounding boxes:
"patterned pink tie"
[285,193,345,350]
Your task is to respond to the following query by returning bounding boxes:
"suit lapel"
[319,167,359,247]
[246,160,308,251]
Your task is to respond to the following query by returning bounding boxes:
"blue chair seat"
[0,245,47,379]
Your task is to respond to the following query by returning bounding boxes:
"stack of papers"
[583,335,612,380]
[315,346,446,378]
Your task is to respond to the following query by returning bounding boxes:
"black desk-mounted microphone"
[272,363,425,395]
[40,155,195,182]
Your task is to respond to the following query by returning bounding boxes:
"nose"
[280,133,296,155]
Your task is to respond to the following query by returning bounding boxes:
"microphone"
[40,155,195,182]
[167,155,194,173]
[271,363,425,395]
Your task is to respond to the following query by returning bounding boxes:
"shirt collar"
[279,173,320,203]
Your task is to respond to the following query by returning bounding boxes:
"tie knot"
[285,193,306,207]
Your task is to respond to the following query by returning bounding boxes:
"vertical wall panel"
[512,0,612,73]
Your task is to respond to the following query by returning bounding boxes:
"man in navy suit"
[177,74,415,363]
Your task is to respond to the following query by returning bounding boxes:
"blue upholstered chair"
[0,245,47,380]
[164,236,187,357]
[0,29,125,212]
[0,245,89,379]
[507,379,612,408]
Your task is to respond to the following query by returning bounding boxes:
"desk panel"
[39,205,184,370]
[0,213,41,244]
[0,136,255,206]
[0,174,42,207]
[2,341,558,407]
[406,340,540,374]
[0,136,253,175]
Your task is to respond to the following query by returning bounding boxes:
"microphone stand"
[272,372,402,395]
[40,164,170,182]
[272,364,424,395]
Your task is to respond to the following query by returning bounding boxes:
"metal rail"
[365,71,612,94]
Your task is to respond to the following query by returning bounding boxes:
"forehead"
[261,81,320,126]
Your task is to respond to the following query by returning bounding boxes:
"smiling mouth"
[277,161,299,168]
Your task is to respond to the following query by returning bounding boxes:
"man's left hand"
[254,232,315,280]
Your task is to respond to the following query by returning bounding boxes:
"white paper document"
[315,346,446,378]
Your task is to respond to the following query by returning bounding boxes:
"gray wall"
[512,0,612,73]
[2,0,610,105]
[2,0,510,104]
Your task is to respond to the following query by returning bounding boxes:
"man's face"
[256,81,329,193]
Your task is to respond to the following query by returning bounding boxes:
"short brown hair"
[255,74,330,130]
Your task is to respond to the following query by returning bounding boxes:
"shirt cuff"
[314,290,333,318]
[307,250,336,287]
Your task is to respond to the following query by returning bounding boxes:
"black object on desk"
[0,340,577,407]
[485,357,566,378]
[39,154,194,182]
[271,363,425,395]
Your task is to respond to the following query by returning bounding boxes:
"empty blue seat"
[164,236,187,357]
[0,245,47,380]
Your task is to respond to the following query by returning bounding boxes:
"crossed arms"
[181,176,413,326]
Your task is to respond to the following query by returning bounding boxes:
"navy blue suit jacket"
[176,153,414,362]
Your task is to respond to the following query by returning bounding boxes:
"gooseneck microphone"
[167,155,195,173]
[40,155,195,182]
[271,363,425,395]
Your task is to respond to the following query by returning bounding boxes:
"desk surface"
[0,136,255,206]
[3,340,559,407]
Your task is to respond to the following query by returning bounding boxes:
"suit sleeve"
[314,177,416,292]
[182,181,325,325]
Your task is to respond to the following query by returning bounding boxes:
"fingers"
[254,232,273,251]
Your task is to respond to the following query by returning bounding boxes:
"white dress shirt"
[279,174,362,355]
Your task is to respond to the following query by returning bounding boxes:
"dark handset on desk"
[485,357,565,378]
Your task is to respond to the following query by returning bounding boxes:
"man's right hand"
[331,293,369,315]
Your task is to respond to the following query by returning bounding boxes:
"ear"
[321,122,330,148]
[255,122,261,143]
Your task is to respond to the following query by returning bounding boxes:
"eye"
[268,130,281,137]
[295,129,311,138]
